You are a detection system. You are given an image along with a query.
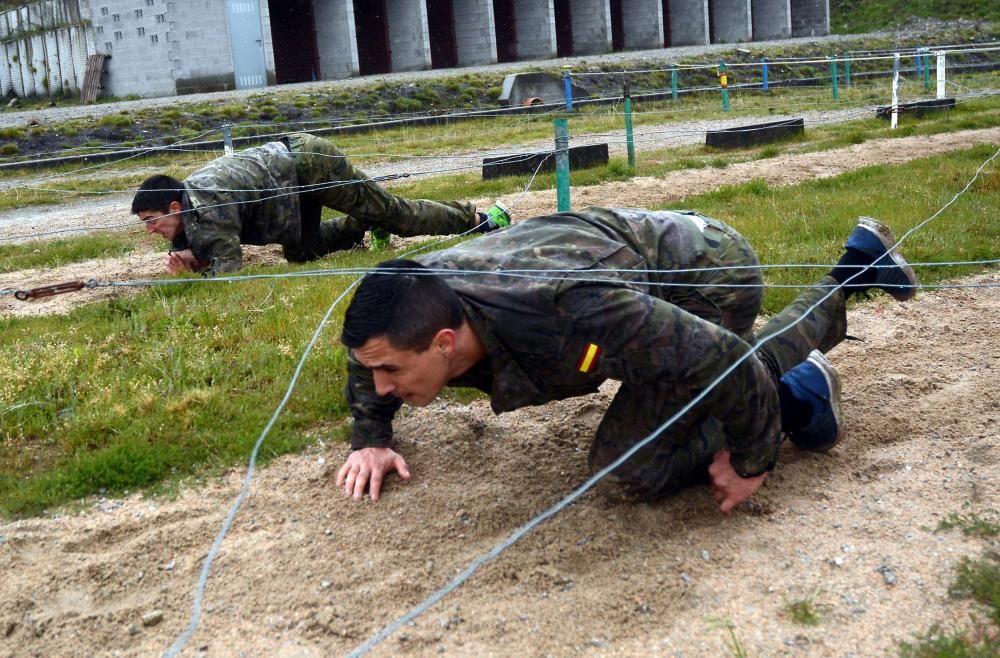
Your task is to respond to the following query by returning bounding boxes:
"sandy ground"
[3,125,999,318]
[1,128,998,658]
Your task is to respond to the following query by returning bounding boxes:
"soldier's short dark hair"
[131,174,184,214]
[341,259,464,352]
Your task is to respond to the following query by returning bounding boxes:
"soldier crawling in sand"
[132,132,511,276]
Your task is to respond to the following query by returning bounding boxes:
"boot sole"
[856,217,918,301]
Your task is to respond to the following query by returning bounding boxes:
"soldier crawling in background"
[333,207,918,512]
[131,132,511,276]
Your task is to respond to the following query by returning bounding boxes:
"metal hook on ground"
[14,279,98,301]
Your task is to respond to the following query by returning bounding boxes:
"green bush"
[415,88,440,104]
[98,114,132,128]
[393,97,424,113]
[0,143,19,155]
[218,104,246,120]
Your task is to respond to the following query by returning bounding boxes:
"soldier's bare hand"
[165,249,200,274]
[708,449,766,514]
[336,447,411,502]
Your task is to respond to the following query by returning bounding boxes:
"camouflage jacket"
[345,207,780,476]
[171,141,301,275]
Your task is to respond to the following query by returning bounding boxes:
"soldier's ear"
[433,328,456,355]
[168,200,183,214]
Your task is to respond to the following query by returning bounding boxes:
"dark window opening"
[708,0,717,43]
[427,0,458,69]
[554,0,573,57]
[268,0,320,83]
[662,0,671,47]
[355,0,391,75]
[493,0,517,63]
[610,0,624,51]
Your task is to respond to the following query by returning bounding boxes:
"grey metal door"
[227,0,267,89]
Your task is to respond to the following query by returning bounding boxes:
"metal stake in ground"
[554,118,570,212]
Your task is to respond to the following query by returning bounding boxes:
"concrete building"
[0,0,830,100]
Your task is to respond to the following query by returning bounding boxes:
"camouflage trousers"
[589,276,847,502]
[282,133,478,261]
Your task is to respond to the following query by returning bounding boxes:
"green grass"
[0,232,145,273]
[899,551,1000,657]
[832,0,1000,33]
[786,597,822,625]
[937,510,1000,539]
[2,140,999,518]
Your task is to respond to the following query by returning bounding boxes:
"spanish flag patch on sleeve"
[576,343,602,373]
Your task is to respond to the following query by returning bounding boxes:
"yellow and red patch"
[576,343,602,373]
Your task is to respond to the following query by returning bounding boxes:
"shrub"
[393,97,423,113]
[98,114,132,128]
[0,143,19,155]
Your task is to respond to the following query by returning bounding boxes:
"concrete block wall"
[751,0,790,39]
[570,0,612,55]
[513,0,556,60]
[710,0,751,43]
[667,0,708,46]
[453,0,497,66]
[90,0,177,97]
[315,0,359,79]
[386,0,431,71]
[790,0,828,37]
[622,0,664,49]
[170,0,251,94]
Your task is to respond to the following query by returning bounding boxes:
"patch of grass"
[97,114,132,129]
[393,97,424,113]
[785,597,821,626]
[0,250,384,517]
[0,232,143,273]
[899,552,1000,657]
[951,553,1000,625]
[832,0,1000,33]
[937,510,1000,539]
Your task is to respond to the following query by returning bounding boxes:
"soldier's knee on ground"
[593,474,646,504]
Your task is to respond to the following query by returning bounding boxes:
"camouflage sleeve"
[345,350,404,450]
[185,204,244,276]
[558,286,781,476]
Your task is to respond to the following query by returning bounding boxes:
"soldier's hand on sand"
[336,447,411,502]
[708,449,766,514]
[165,249,201,274]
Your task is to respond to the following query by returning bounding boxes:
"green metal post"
[923,50,931,90]
[671,64,678,101]
[719,62,729,112]
[554,118,571,212]
[624,78,635,169]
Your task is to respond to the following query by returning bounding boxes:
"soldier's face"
[139,201,184,241]
[353,334,452,407]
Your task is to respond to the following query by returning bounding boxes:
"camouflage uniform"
[345,207,847,500]
[173,133,479,275]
